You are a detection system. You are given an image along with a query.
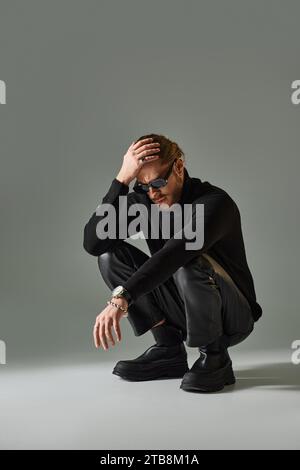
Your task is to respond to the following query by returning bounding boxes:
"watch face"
[113,286,124,296]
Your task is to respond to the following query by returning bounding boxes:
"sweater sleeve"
[123,191,236,301]
[83,178,135,256]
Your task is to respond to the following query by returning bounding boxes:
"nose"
[148,187,161,199]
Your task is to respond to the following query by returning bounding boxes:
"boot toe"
[180,359,235,393]
[112,344,189,381]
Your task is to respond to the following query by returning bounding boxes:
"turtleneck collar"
[177,166,193,205]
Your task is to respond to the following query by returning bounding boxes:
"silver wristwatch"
[111,285,132,305]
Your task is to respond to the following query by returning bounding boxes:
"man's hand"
[116,137,161,185]
[93,297,129,350]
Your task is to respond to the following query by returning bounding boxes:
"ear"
[175,158,184,177]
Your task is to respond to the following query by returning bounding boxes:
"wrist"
[112,296,128,307]
[107,299,128,317]
[111,285,132,306]
[116,171,132,186]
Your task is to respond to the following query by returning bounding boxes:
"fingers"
[137,144,160,164]
[93,322,100,348]
[93,316,121,350]
[113,317,121,342]
[133,139,160,156]
[129,138,161,169]
[138,154,160,163]
[132,137,153,149]
[100,321,109,350]
[93,318,106,349]
[105,319,116,347]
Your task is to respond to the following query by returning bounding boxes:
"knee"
[172,260,194,287]
[97,244,130,283]
[172,254,211,286]
[97,251,115,279]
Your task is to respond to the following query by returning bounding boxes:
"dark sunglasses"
[133,159,177,194]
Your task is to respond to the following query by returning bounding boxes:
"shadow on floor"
[224,361,300,392]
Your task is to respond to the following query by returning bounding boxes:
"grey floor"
[1,348,300,450]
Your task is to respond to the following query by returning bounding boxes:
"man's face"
[136,158,185,207]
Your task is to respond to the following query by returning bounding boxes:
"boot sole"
[112,359,189,381]
[180,364,236,393]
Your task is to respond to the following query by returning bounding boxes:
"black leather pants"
[97,241,255,348]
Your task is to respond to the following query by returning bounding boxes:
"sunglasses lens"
[134,173,170,193]
[151,179,166,189]
[134,185,148,193]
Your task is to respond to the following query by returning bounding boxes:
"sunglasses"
[133,159,177,194]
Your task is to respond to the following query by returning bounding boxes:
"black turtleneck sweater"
[83,168,262,322]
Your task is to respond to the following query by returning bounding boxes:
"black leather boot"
[112,323,189,381]
[180,335,235,393]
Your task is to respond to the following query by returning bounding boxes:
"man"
[83,134,262,393]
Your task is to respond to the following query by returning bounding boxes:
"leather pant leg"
[97,240,254,348]
[172,253,255,348]
[97,240,188,339]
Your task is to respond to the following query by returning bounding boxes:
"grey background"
[1,0,300,452]
[0,0,299,365]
